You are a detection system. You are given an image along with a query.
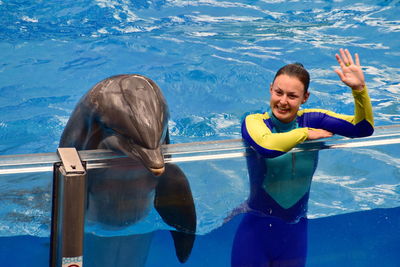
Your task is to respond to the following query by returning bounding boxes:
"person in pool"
[232,49,374,266]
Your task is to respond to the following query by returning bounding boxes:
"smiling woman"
[242,48,374,158]
[236,48,375,266]
[269,67,310,124]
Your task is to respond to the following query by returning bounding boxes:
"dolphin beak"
[133,145,165,176]
[149,166,165,176]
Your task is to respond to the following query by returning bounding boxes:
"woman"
[231,49,374,266]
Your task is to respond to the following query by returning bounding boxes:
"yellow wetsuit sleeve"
[352,87,374,126]
[241,113,309,158]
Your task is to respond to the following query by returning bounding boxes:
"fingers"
[334,68,345,81]
[335,48,361,74]
[335,53,346,69]
[355,53,361,66]
[318,129,333,138]
[334,49,365,90]
[307,129,334,140]
[345,48,355,65]
[339,48,348,66]
[339,48,354,67]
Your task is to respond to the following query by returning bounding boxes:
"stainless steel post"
[50,148,86,267]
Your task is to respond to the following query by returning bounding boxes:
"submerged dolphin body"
[59,74,196,264]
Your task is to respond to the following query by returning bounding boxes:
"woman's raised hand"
[334,48,365,91]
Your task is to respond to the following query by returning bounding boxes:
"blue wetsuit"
[232,88,374,266]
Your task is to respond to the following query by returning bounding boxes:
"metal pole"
[50,148,86,267]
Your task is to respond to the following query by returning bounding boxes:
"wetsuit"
[232,88,374,266]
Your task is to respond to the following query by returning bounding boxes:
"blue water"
[1,0,400,154]
[1,0,400,266]
[1,207,400,266]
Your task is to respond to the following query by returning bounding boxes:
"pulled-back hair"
[272,63,310,94]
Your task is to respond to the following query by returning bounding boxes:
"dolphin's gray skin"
[60,74,168,175]
[59,74,196,264]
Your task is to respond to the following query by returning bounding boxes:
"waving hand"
[334,48,365,91]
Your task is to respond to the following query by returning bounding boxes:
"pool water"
[1,0,400,153]
[0,0,400,266]
[1,207,399,266]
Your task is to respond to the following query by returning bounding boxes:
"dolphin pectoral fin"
[169,230,196,263]
[154,163,196,263]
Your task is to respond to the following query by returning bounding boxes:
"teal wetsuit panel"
[263,150,318,211]
[232,113,317,267]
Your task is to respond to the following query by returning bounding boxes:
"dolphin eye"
[98,120,115,135]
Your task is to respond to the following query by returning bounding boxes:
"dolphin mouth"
[128,145,165,176]
[149,166,165,176]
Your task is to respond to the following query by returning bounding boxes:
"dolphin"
[59,74,196,264]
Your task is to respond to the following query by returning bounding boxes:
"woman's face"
[269,74,309,123]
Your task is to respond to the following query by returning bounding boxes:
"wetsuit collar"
[269,112,298,133]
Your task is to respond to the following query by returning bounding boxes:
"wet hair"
[272,63,310,94]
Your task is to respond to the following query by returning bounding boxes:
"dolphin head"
[92,74,169,175]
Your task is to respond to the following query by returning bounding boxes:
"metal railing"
[1,124,400,175]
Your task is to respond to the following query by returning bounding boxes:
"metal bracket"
[57,148,85,174]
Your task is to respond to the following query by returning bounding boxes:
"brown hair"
[272,63,310,94]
